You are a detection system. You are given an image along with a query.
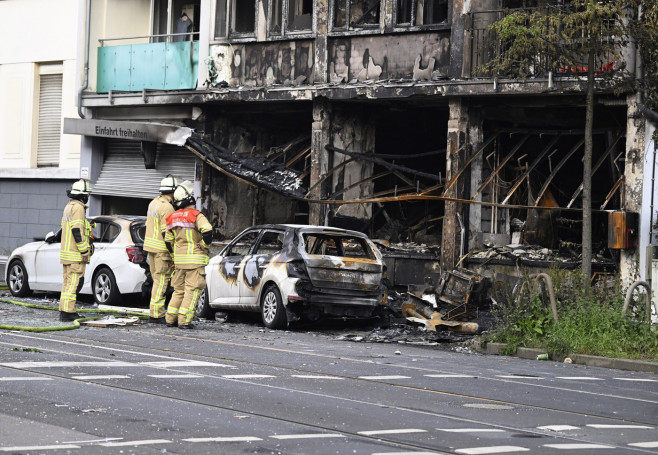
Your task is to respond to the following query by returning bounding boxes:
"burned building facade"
[64,0,656,286]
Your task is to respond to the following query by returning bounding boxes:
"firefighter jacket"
[60,199,91,264]
[144,194,175,253]
[164,207,212,269]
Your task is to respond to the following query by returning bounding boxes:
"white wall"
[0,0,80,173]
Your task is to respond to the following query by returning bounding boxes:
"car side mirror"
[45,232,56,244]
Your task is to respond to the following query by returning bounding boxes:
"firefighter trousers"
[148,251,173,318]
[166,267,206,326]
[60,262,86,313]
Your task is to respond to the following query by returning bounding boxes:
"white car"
[5,215,150,306]
[198,224,385,329]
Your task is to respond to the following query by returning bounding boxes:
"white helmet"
[69,179,91,196]
[173,180,195,209]
[159,174,178,193]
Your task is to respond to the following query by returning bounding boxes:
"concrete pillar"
[330,106,375,221]
[309,98,332,225]
[314,0,328,84]
[442,98,469,269]
[468,111,483,250]
[620,94,647,286]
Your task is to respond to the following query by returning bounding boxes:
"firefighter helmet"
[69,179,91,196]
[159,174,178,194]
[173,180,195,209]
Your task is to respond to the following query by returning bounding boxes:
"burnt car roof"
[245,224,371,238]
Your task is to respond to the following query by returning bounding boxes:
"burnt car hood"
[302,256,382,292]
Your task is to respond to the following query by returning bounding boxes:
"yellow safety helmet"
[69,179,91,196]
[173,180,195,209]
[159,174,178,193]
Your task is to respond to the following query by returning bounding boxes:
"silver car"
[199,224,385,329]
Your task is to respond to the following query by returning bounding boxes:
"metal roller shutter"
[93,139,196,199]
[37,74,63,167]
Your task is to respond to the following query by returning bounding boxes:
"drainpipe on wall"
[77,0,91,119]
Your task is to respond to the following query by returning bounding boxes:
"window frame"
[329,0,383,34]
[392,0,451,31]
[268,0,315,38]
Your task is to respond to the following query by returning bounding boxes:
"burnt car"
[198,224,385,329]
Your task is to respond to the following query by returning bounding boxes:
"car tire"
[7,260,31,297]
[93,267,120,306]
[261,284,287,329]
[194,288,215,320]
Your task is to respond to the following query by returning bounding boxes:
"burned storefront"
[67,0,654,297]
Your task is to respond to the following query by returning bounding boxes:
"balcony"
[464,8,617,79]
[97,36,199,93]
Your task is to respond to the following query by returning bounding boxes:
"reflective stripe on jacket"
[60,199,90,264]
[165,208,212,269]
[144,195,174,253]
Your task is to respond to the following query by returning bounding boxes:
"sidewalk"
[472,340,658,374]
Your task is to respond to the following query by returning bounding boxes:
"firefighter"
[144,174,178,324]
[59,179,93,321]
[164,181,212,329]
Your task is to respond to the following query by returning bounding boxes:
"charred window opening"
[303,234,375,259]
[232,0,256,34]
[396,0,449,26]
[333,0,381,30]
[270,0,313,35]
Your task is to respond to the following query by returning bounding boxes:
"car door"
[33,230,63,291]
[84,220,120,290]
[210,229,261,308]
[238,229,285,307]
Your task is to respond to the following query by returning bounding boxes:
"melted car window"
[254,231,284,255]
[226,230,260,256]
[303,234,373,259]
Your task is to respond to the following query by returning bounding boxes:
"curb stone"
[469,339,658,374]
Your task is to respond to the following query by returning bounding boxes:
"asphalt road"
[0,303,656,454]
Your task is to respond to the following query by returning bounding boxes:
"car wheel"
[7,260,31,297]
[93,267,120,306]
[261,284,287,329]
[194,288,215,320]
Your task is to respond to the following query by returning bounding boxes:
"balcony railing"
[464,8,617,79]
[97,33,200,93]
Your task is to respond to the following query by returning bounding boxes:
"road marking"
[0,445,80,452]
[358,375,411,380]
[148,374,204,379]
[425,374,475,378]
[270,433,345,440]
[537,425,580,431]
[542,443,614,449]
[71,375,130,380]
[438,428,506,433]
[586,424,654,429]
[140,360,234,368]
[455,446,529,454]
[0,361,134,368]
[372,452,438,455]
[613,378,658,382]
[555,377,604,380]
[629,441,658,448]
[98,439,171,447]
[0,377,52,381]
[358,429,427,436]
[496,375,543,379]
[291,375,344,379]
[183,436,262,442]
[222,374,276,379]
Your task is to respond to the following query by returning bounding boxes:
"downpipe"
[77,0,91,119]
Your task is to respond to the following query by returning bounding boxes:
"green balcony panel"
[97,41,199,93]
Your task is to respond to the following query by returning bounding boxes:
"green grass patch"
[483,269,658,360]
